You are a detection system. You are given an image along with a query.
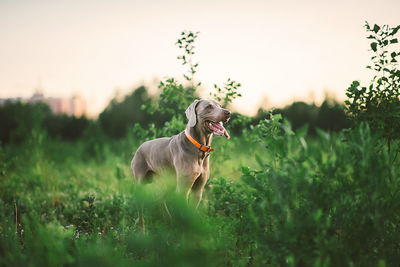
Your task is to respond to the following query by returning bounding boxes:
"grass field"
[1,24,400,267]
[1,119,399,266]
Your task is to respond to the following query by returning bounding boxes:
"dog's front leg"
[176,172,200,202]
[190,172,208,208]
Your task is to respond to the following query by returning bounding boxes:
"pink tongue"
[211,122,230,140]
[223,129,230,140]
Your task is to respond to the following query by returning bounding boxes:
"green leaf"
[273,113,283,121]
[241,166,251,175]
[370,42,378,52]
[391,52,397,58]
[373,24,380,33]
[316,128,330,142]
[296,124,309,139]
[390,38,398,44]
[391,26,399,35]
[254,153,264,168]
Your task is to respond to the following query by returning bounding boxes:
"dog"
[131,99,231,207]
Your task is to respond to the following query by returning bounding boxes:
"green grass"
[1,123,400,266]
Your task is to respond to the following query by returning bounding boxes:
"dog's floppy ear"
[185,99,200,128]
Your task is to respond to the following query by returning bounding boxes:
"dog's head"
[185,99,231,139]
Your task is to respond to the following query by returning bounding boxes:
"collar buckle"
[185,129,214,153]
[199,144,211,152]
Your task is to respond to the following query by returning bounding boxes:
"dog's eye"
[206,104,213,109]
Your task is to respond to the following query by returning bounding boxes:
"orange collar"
[185,129,214,152]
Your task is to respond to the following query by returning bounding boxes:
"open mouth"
[205,120,230,139]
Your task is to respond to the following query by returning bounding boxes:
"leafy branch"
[176,30,201,88]
[210,78,242,108]
[345,22,400,153]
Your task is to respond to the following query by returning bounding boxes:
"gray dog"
[131,99,231,207]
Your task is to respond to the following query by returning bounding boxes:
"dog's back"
[131,136,175,183]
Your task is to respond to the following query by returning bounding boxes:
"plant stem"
[14,200,18,233]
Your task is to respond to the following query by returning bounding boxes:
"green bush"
[346,22,400,153]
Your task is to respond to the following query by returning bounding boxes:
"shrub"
[346,22,400,154]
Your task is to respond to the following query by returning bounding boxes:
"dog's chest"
[193,155,208,172]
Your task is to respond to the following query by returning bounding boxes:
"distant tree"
[99,86,167,138]
[0,101,51,144]
[316,100,352,132]
[43,114,90,141]
[274,102,319,131]
[253,100,351,135]
[0,101,91,144]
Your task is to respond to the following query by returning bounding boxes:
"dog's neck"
[188,124,213,147]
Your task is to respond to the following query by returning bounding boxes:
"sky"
[0,0,399,116]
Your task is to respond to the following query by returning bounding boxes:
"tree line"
[0,86,351,144]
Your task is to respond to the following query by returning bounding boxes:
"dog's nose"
[224,110,231,116]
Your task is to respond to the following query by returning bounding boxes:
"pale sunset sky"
[0,0,399,116]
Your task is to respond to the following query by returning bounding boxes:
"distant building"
[69,95,86,117]
[0,92,86,117]
[30,92,45,103]
[47,97,69,115]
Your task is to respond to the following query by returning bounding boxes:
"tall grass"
[1,120,399,266]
